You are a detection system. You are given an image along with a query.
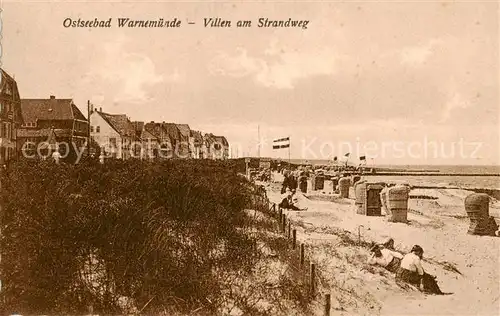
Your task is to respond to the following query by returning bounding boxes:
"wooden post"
[292,229,297,249]
[87,100,91,158]
[278,207,282,220]
[0,167,3,308]
[300,244,305,267]
[324,294,331,316]
[278,213,284,233]
[310,263,316,295]
[287,222,291,238]
[282,214,286,233]
[358,225,364,246]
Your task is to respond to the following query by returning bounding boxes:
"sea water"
[289,161,500,188]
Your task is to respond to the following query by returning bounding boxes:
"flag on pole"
[273,137,290,149]
[343,152,350,167]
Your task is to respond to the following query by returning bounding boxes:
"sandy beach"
[266,173,500,316]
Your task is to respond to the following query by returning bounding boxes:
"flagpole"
[257,124,261,158]
[288,135,291,168]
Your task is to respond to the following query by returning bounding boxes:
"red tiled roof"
[176,124,191,138]
[131,121,145,138]
[190,130,203,144]
[21,98,86,123]
[71,103,87,121]
[203,133,216,145]
[0,68,21,101]
[213,136,229,146]
[132,121,144,133]
[144,122,162,138]
[141,129,159,141]
[144,122,178,145]
[99,112,135,137]
[162,123,182,142]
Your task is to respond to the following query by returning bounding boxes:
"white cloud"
[436,78,473,123]
[208,43,338,89]
[440,92,471,122]
[208,48,263,78]
[258,49,337,89]
[86,36,169,104]
[400,39,442,67]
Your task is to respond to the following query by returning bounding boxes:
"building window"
[96,126,100,133]
[4,82,12,95]
[110,137,116,147]
[90,126,94,132]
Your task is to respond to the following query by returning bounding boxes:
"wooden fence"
[252,191,332,316]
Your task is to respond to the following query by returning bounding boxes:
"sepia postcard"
[0,0,498,315]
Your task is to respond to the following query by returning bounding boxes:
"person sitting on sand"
[368,244,403,273]
[279,188,307,211]
[396,245,425,288]
[395,245,443,294]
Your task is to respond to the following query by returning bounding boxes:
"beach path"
[266,174,500,315]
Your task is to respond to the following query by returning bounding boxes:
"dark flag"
[359,155,366,161]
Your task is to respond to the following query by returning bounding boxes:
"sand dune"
[267,173,500,315]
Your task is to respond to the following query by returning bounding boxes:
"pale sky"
[3,0,499,165]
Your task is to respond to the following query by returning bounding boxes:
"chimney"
[50,95,55,99]
[90,104,94,113]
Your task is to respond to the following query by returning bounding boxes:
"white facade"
[139,132,159,160]
[192,143,201,159]
[188,137,195,158]
[90,111,127,159]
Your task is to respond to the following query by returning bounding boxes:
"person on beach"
[52,149,61,164]
[281,171,298,194]
[368,244,403,273]
[279,188,307,211]
[396,245,425,288]
[395,245,443,294]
